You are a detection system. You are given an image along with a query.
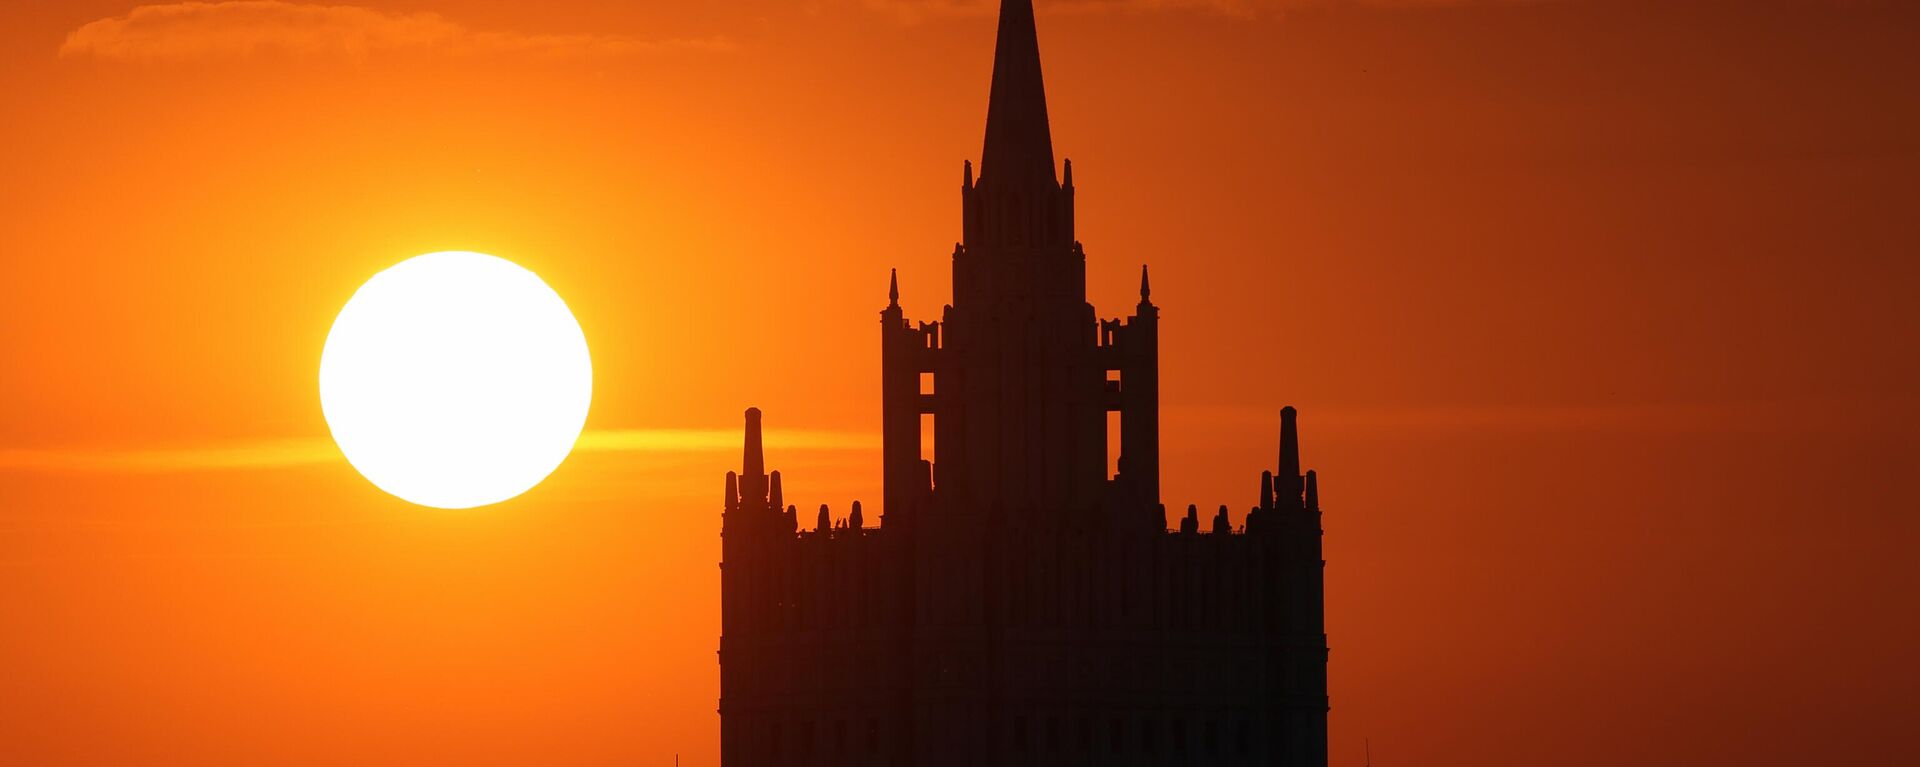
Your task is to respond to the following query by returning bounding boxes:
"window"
[920,412,935,460]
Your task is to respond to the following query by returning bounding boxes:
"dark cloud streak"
[61,1,733,63]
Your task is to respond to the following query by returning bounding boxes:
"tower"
[720,3,1327,764]
[883,0,1162,525]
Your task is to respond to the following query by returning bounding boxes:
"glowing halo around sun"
[319,251,592,509]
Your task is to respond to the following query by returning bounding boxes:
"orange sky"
[3,1,1917,765]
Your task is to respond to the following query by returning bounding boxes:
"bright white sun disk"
[319,251,592,509]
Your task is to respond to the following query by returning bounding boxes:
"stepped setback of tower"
[718,2,1328,764]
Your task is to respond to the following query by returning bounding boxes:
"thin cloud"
[0,438,344,473]
[861,0,1551,22]
[578,428,880,454]
[0,428,876,474]
[1170,398,1898,437]
[60,1,733,64]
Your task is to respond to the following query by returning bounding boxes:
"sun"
[319,251,592,509]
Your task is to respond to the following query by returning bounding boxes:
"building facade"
[718,2,1327,764]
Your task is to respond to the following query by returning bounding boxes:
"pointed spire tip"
[981,0,1055,187]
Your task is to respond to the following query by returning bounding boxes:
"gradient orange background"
[3,1,1916,765]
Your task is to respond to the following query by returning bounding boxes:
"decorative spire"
[741,408,766,507]
[769,470,783,513]
[1279,406,1300,484]
[1213,504,1231,535]
[1063,157,1074,188]
[850,500,864,530]
[1139,264,1151,303]
[1260,470,1274,511]
[980,0,1056,188]
[724,471,738,512]
[888,268,900,308]
[816,504,831,533]
[963,159,974,188]
[1305,470,1320,512]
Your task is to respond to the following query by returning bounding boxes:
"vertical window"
[1106,408,1122,479]
[919,373,936,464]
[920,412,935,462]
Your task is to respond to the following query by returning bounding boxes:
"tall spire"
[1139,264,1152,303]
[1279,406,1301,497]
[742,407,766,507]
[888,268,900,308]
[980,0,1056,188]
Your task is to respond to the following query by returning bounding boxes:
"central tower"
[885,0,1160,523]
[719,3,1328,765]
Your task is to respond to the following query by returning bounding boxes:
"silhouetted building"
[719,2,1327,764]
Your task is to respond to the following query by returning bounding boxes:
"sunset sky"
[3,1,1917,764]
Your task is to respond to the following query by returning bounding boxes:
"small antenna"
[1365,737,1372,767]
